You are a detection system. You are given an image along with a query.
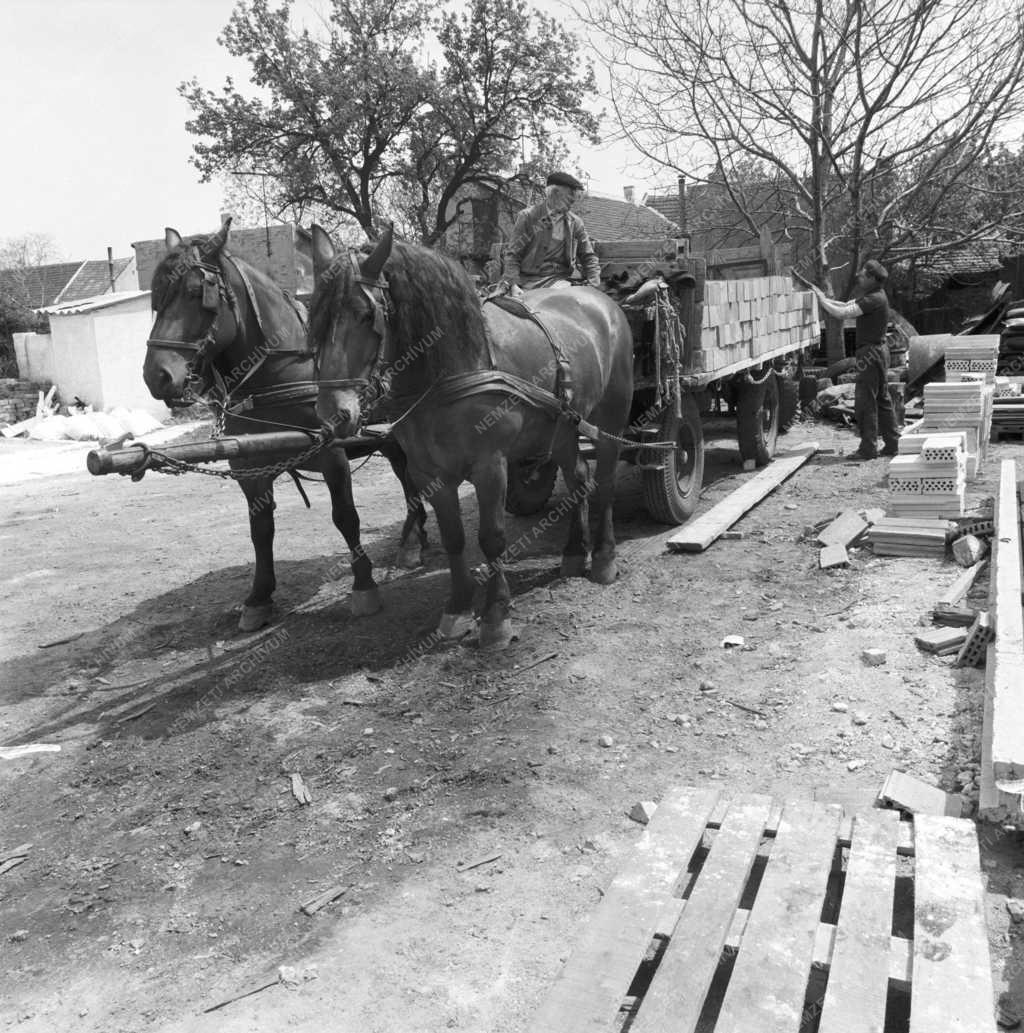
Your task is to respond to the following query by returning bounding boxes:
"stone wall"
[0,378,50,425]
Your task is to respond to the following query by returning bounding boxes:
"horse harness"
[316,255,606,441]
[146,248,316,432]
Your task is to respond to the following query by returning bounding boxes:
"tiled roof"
[897,238,1009,277]
[577,193,680,242]
[0,262,84,309]
[644,194,683,225]
[646,182,794,250]
[56,258,132,304]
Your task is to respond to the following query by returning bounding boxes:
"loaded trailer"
[504,238,821,523]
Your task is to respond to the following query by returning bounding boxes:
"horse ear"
[165,228,183,251]
[360,221,393,281]
[200,215,232,259]
[311,224,337,279]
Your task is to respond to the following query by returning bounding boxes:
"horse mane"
[308,240,488,377]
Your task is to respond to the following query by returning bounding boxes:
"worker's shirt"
[503,201,601,285]
[855,288,889,348]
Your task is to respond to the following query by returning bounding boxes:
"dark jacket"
[504,201,601,286]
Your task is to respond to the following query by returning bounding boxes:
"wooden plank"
[990,460,1024,782]
[714,801,842,1033]
[723,912,911,987]
[818,809,900,1033]
[910,816,995,1033]
[879,771,964,818]
[817,510,869,548]
[631,795,773,1033]
[666,444,818,553]
[529,788,720,1033]
[914,627,968,653]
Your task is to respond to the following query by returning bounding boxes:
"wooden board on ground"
[910,816,995,1033]
[989,460,1024,783]
[528,787,721,1033]
[878,770,964,818]
[817,809,900,1033]
[666,443,818,553]
[530,788,994,1033]
[914,627,968,653]
[816,510,869,548]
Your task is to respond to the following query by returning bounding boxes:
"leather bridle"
[314,252,395,418]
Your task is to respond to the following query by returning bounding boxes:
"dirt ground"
[1,418,1023,1032]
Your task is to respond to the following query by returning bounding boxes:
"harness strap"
[484,296,575,405]
[418,370,600,441]
[224,381,321,415]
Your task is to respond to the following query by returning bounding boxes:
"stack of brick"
[901,380,992,481]
[700,277,819,372]
[944,338,1000,385]
[0,379,49,426]
[886,433,968,518]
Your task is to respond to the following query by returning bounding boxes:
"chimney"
[107,247,116,293]
[677,175,688,236]
[623,185,635,205]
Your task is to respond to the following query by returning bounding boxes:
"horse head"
[310,222,394,438]
[143,215,240,406]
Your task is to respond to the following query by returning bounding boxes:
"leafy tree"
[182,0,598,244]
[581,0,1024,354]
[0,234,60,377]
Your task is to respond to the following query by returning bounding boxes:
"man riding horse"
[500,171,601,292]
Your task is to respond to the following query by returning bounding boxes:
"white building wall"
[43,295,164,417]
[13,332,57,384]
[93,302,161,414]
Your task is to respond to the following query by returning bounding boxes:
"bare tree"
[580,0,1024,321]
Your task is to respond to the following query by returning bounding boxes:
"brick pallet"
[530,787,995,1033]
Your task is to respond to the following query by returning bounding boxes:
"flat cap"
[546,171,584,191]
[863,259,889,283]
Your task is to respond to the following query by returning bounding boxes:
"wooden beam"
[935,559,987,608]
[989,460,1024,783]
[666,443,819,553]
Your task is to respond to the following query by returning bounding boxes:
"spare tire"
[777,374,800,434]
[736,373,780,467]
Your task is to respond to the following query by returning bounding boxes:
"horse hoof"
[438,612,476,639]
[349,587,382,616]
[395,544,422,570]
[238,604,273,632]
[560,554,588,578]
[589,557,618,585]
[478,619,514,650]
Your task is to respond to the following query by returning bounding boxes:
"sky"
[0,0,662,265]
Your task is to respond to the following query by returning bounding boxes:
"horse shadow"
[0,497,582,748]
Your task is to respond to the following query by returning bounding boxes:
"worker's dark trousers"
[853,344,900,457]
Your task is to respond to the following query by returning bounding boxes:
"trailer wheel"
[736,373,780,466]
[642,393,704,524]
[506,459,557,515]
[778,373,800,434]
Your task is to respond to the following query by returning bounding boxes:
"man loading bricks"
[500,171,602,291]
[807,260,901,461]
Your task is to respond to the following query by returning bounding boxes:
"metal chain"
[138,435,332,482]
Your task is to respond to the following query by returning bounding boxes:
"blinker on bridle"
[314,251,393,399]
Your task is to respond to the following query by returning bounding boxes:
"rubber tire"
[505,459,557,516]
[736,373,780,467]
[778,373,799,434]
[642,392,705,524]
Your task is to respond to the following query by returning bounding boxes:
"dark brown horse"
[143,217,427,632]
[309,223,634,649]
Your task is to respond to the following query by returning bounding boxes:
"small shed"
[31,291,163,416]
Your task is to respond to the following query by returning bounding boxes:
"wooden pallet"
[530,788,995,1033]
